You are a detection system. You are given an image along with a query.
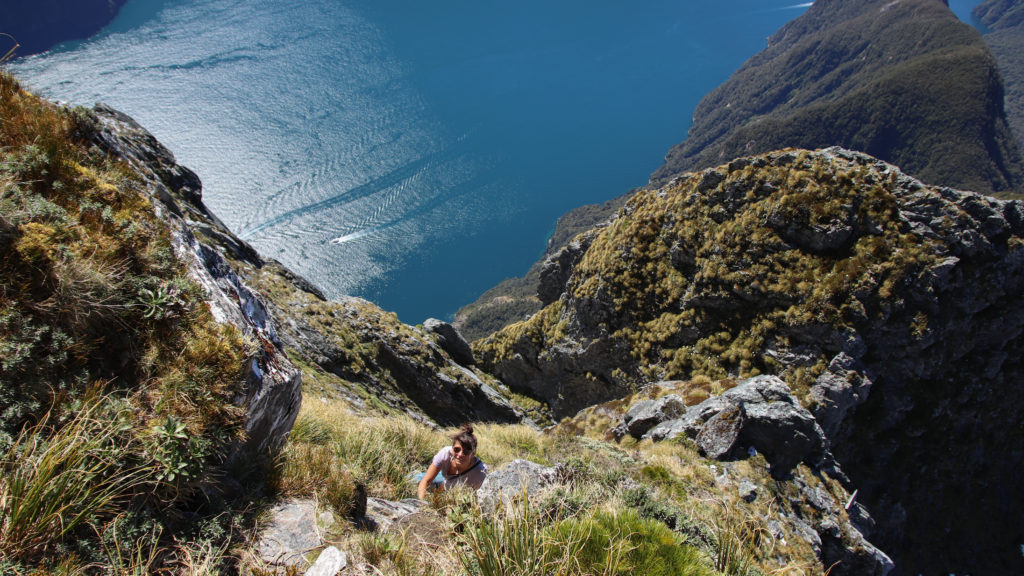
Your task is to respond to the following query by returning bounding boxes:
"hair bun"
[461,424,474,435]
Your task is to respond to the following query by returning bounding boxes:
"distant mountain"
[2,0,127,57]
[974,0,1024,153]
[651,0,1024,197]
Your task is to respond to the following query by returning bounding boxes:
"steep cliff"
[0,71,300,570]
[477,148,1024,575]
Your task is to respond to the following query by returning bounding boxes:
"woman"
[416,425,488,499]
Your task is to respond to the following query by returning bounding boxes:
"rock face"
[652,0,1023,196]
[632,376,828,479]
[478,148,1024,575]
[90,104,301,455]
[256,500,336,569]
[612,393,686,440]
[477,459,559,511]
[423,318,476,366]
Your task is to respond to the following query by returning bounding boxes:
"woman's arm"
[417,463,442,499]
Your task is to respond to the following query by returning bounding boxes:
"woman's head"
[451,424,477,456]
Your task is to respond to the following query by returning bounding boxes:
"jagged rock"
[90,105,301,456]
[645,417,693,442]
[257,500,334,568]
[742,399,826,478]
[629,376,828,477]
[821,524,894,576]
[613,394,686,439]
[306,547,347,576]
[478,459,559,510]
[809,353,874,439]
[364,497,423,532]
[538,232,596,305]
[423,318,476,366]
[767,203,857,254]
[695,405,744,460]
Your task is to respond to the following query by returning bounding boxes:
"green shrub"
[546,508,714,576]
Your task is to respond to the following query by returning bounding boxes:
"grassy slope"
[0,73,865,575]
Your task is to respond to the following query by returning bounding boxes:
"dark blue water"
[15,1,825,322]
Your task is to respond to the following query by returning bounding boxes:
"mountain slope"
[1,80,908,575]
[975,0,1024,153]
[477,147,1024,575]
[652,0,1023,196]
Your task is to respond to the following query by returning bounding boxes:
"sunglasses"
[452,445,472,455]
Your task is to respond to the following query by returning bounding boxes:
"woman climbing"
[415,425,488,499]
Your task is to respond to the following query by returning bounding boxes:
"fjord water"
[13,1,819,322]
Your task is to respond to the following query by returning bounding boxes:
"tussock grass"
[474,422,550,466]
[0,394,147,563]
[273,392,837,576]
[274,398,447,505]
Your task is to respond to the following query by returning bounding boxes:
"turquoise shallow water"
[12,0,922,323]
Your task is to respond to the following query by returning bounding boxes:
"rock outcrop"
[89,104,301,455]
[478,148,1024,575]
[652,0,1024,196]
[423,318,476,366]
[633,376,829,479]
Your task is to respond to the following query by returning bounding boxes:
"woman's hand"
[417,463,442,499]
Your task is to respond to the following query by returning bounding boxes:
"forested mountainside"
[2,1,128,57]
[651,0,1024,196]
[477,148,1024,575]
[974,0,1024,152]
[455,0,1024,342]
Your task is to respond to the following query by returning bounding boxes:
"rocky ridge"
[87,103,302,456]
[84,103,524,430]
[478,147,1024,575]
